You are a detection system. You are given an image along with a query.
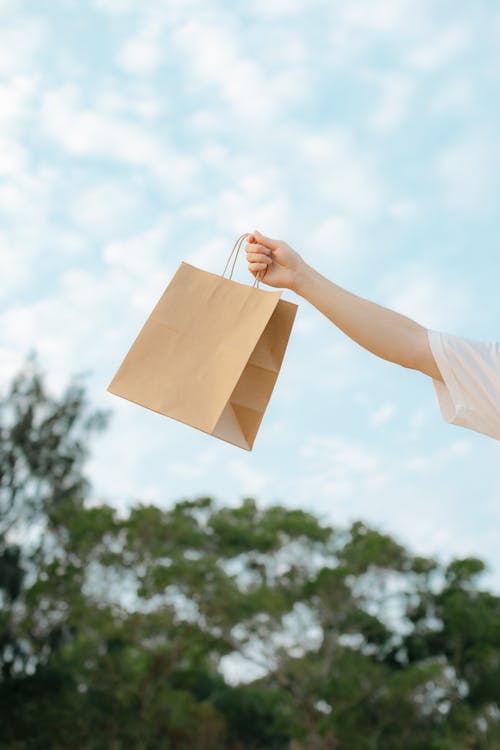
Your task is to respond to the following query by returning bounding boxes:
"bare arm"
[246,230,444,382]
[292,262,443,380]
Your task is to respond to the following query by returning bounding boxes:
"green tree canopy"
[1,358,499,749]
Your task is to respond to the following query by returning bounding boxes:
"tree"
[1,358,499,749]
[0,354,109,680]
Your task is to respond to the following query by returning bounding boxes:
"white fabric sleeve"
[427,329,500,441]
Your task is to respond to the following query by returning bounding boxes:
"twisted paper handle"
[222,232,264,288]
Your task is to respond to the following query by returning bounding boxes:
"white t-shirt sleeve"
[427,329,500,441]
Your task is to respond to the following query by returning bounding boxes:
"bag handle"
[222,232,263,288]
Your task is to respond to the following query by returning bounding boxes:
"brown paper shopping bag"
[107,233,298,450]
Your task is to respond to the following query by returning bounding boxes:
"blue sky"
[1,0,500,588]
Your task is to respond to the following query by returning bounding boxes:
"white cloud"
[387,200,419,220]
[0,168,57,222]
[335,0,427,34]
[293,308,320,337]
[69,182,142,237]
[93,0,203,15]
[102,222,173,312]
[184,236,232,274]
[0,167,59,300]
[429,77,474,117]
[405,439,472,472]
[0,220,173,395]
[0,232,32,298]
[228,459,273,497]
[270,427,500,587]
[248,0,306,16]
[370,402,397,426]
[51,230,88,259]
[0,346,25,387]
[170,448,218,480]
[91,0,138,13]
[435,132,500,212]
[0,135,27,175]
[212,185,289,247]
[0,75,38,130]
[0,0,18,11]
[368,73,414,131]
[0,76,37,178]
[85,401,173,510]
[298,127,384,218]
[408,23,470,71]
[379,264,472,330]
[0,17,45,76]
[309,215,355,266]
[286,333,369,397]
[188,110,224,134]
[112,4,310,116]
[40,86,199,196]
[0,167,56,220]
[299,434,378,470]
[94,86,162,120]
[408,406,431,431]
[287,434,391,519]
[179,165,292,259]
[170,18,307,121]
[220,652,268,686]
[117,10,166,74]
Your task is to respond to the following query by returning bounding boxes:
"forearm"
[292,262,443,380]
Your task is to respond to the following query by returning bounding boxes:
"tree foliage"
[1,358,499,749]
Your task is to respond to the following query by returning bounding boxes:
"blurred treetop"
[1,358,499,749]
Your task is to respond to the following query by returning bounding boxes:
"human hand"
[245,229,306,291]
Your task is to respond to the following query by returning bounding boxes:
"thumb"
[253,229,280,250]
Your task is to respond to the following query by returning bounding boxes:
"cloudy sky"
[1,0,500,587]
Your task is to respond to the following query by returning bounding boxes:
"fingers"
[248,261,268,273]
[246,243,272,277]
[245,242,271,256]
[252,229,280,250]
[246,251,271,264]
[246,235,273,279]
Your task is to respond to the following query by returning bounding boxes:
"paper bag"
[107,233,298,450]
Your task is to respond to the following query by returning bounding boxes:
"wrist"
[290,259,313,295]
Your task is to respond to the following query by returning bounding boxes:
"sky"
[1,0,500,590]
